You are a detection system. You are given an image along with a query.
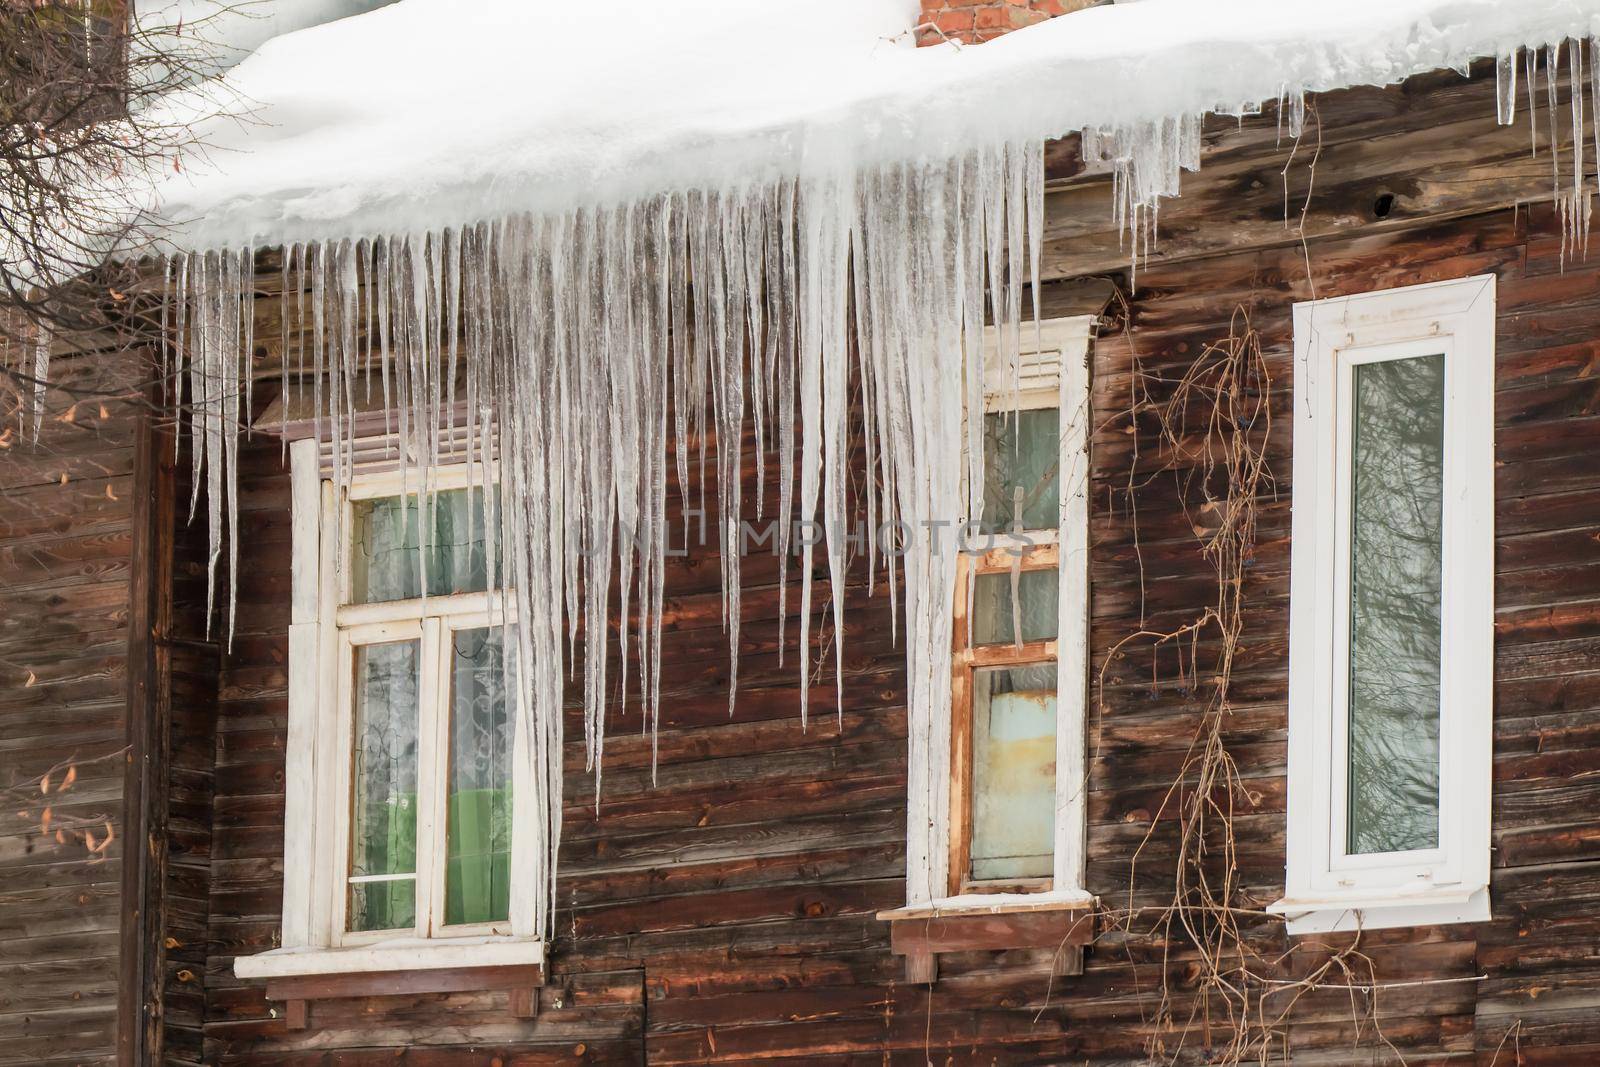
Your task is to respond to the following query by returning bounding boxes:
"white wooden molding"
[904,313,1096,910]
[1279,275,1495,935]
[235,936,544,980]
[260,450,535,969]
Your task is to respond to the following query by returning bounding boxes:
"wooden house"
[4,1,1600,1063]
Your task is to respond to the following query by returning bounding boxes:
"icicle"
[1593,38,1600,213]
[1549,42,1563,206]
[1287,90,1306,140]
[1570,39,1591,257]
[29,322,48,444]
[1528,46,1540,158]
[172,253,188,463]
[1081,113,1204,273]
[1497,47,1519,125]
[1548,41,1579,268]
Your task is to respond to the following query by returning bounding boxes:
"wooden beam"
[262,963,546,1003]
[1052,945,1084,978]
[118,369,173,1066]
[508,987,540,1020]
[904,950,937,985]
[886,906,1096,977]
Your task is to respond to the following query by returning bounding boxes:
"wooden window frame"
[235,440,544,997]
[1273,275,1495,935]
[884,316,1095,928]
[948,541,1062,896]
[949,524,1062,895]
[947,317,1092,901]
[882,315,1097,982]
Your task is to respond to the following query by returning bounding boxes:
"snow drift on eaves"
[149,0,1600,253]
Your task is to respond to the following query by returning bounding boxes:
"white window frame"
[1273,276,1494,936]
[236,441,542,982]
[891,315,1095,917]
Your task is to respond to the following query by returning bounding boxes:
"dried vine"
[1099,305,1407,1065]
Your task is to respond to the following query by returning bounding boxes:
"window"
[1273,276,1494,935]
[336,474,520,942]
[881,315,1096,982]
[893,316,1095,916]
[236,445,546,989]
[950,318,1093,903]
[949,343,1078,897]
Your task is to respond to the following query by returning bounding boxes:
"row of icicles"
[161,141,1049,920]
[1496,38,1600,261]
[6,39,1596,925]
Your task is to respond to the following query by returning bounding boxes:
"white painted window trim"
[902,315,1095,916]
[1273,275,1495,936]
[234,937,545,982]
[238,442,539,980]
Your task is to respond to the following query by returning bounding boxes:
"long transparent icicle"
[163,132,1057,921]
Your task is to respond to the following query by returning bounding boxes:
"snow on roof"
[150,0,1600,252]
[135,0,401,74]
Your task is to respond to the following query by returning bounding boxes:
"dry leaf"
[62,765,76,788]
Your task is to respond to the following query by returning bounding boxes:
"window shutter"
[980,317,1093,409]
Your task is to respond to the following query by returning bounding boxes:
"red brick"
[922,0,1065,45]
[973,6,1011,29]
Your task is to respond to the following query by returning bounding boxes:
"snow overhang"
[143,0,1600,255]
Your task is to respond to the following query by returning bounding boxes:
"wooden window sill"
[234,937,545,1029]
[878,892,1096,983]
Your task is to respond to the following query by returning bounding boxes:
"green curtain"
[445,787,512,926]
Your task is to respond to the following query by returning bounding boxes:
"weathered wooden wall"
[0,342,139,1065]
[1081,201,1600,1065]
[0,337,219,1066]
[181,62,1600,1065]
[132,406,223,1066]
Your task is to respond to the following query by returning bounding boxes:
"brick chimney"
[917,0,1104,46]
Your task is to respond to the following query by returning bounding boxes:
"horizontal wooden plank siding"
[186,66,1600,1064]
[0,344,142,1067]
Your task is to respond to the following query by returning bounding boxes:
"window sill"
[878,890,1097,983]
[1268,885,1489,935]
[235,936,546,1029]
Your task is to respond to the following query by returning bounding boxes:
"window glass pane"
[970,663,1057,881]
[446,626,516,926]
[349,640,420,932]
[351,487,499,604]
[981,408,1060,534]
[972,568,1059,646]
[1346,354,1445,856]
